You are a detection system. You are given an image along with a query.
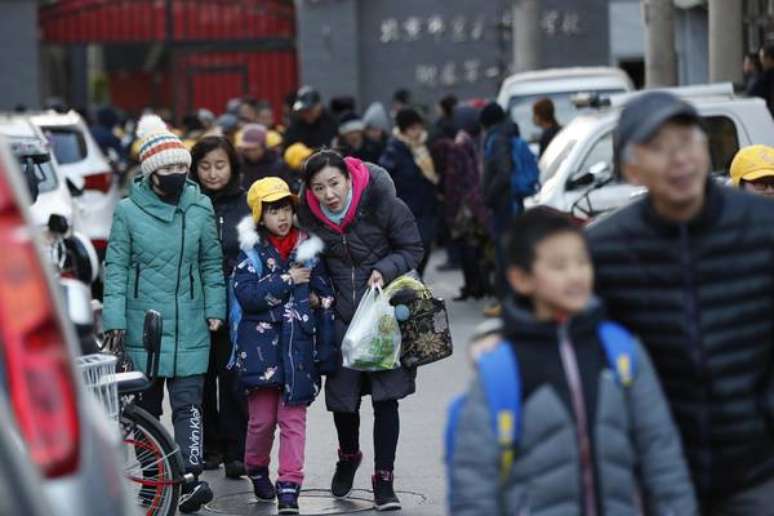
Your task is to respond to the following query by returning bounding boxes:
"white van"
[496,67,634,147]
[529,83,774,220]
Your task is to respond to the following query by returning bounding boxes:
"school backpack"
[226,248,263,369]
[484,130,541,204]
[444,321,637,484]
[509,137,541,200]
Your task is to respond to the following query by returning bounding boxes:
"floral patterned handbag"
[398,296,453,368]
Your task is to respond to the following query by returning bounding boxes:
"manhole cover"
[206,489,426,515]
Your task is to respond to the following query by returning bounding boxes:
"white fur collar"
[236,215,324,260]
[237,215,260,252]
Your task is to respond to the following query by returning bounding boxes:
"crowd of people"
[449,91,774,516]
[97,83,537,514]
[91,75,774,516]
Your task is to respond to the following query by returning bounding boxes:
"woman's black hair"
[190,136,241,186]
[303,148,349,187]
[395,108,424,133]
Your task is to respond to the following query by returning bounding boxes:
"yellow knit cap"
[729,145,774,186]
[246,177,297,222]
[284,142,314,171]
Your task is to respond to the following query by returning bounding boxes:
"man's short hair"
[507,207,586,272]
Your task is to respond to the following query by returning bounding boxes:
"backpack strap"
[243,247,263,276]
[226,248,264,369]
[478,341,521,482]
[598,321,637,387]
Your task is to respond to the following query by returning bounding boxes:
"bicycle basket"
[76,353,119,423]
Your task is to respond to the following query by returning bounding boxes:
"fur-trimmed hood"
[236,215,324,260]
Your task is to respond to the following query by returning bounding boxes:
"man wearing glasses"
[588,92,774,516]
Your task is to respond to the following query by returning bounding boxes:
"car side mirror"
[47,213,69,235]
[143,310,163,378]
[567,171,595,190]
[588,161,610,178]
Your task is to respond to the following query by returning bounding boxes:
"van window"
[44,128,87,165]
[703,116,739,175]
[508,90,624,145]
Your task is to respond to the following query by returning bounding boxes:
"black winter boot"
[372,470,401,511]
[330,449,362,498]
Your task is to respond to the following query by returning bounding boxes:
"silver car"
[0,134,137,516]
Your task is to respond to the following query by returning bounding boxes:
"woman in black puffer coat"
[190,136,250,477]
[297,149,423,511]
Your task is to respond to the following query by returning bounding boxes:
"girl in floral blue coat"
[232,177,335,514]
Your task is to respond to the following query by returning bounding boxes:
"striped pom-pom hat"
[136,114,192,178]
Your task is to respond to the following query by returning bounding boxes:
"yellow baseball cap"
[284,142,313,171]
[729,145,774,186]
[246,177,297,222]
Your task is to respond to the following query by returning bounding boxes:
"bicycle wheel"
[120,402,184,516]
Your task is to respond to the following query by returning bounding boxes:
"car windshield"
[16,158,58,194]
[508,89,623,144]
[45,128,87,165]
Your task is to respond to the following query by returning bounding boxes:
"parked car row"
[497,72,774,221]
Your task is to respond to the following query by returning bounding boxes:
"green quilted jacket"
[102,176,226,377]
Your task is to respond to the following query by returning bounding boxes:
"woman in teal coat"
[102,115,226,513]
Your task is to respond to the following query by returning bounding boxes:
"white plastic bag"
[341,286,402,371]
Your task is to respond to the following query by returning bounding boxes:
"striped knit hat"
[137,114,192,178]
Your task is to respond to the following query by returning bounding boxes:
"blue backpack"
[510,137,541,199]
[484,131,541,204]
[226,248,262,369]
[444,321,637,485]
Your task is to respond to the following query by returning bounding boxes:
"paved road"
[167,252,487,515]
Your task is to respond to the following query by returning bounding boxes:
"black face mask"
[152,172,187,203]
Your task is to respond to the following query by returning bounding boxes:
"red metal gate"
[39,0,298,118]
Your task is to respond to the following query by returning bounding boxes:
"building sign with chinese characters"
[297,0,609,108]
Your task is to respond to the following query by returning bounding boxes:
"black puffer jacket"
[587,181,774,500]
[298,159,424,412]
[190,170,250,277]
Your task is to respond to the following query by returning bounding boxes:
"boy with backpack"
[231,177,336,514]
[446,207,697,515]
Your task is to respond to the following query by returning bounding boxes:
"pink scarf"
[305,157,370,234]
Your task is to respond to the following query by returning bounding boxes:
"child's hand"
[208,319,223,332]
[289,266,312,284]
[309,292,320,308]
[368,270,384,288]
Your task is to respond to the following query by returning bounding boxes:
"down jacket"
[232,218,336,406]
[189,156,250,277]
[450,300,697,516]
[298,158,424,413]
[587,181,774,499]
[103,176,226,377]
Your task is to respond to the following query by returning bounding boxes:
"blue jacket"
[232,217,335,406]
